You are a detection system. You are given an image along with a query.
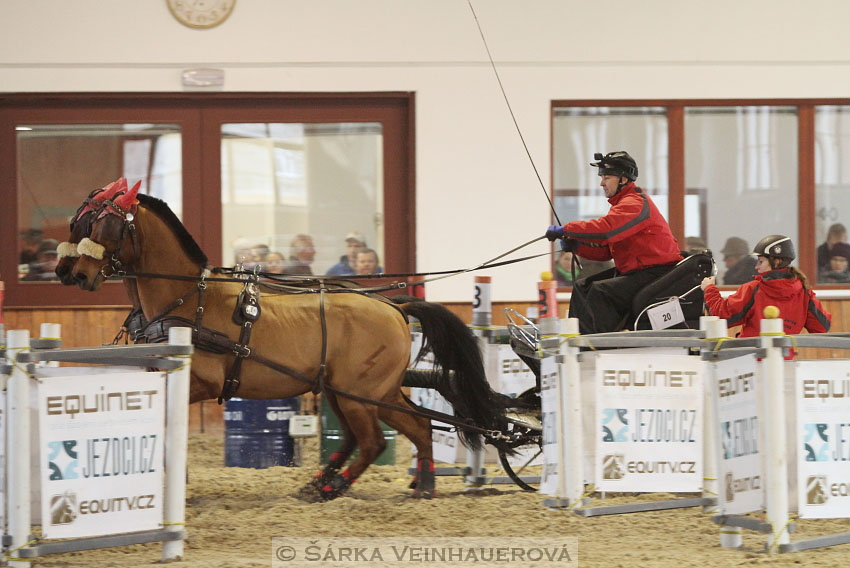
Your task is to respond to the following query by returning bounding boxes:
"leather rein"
[86,203,504,439]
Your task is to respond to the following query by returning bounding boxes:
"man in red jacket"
[546,151,682,334]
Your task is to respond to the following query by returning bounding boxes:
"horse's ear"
[96,177,127,202]
[114,180,141,210]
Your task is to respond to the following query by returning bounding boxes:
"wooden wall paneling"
[3,307,130,348]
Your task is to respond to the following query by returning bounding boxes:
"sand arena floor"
[33,433,850,568]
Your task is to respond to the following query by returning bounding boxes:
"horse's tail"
[400,300,507,450]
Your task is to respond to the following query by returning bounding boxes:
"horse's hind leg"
[378,391,436,499]
[317,399,386,501]
[300,392,357,496]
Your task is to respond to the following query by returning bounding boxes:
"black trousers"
[568,264,677,334]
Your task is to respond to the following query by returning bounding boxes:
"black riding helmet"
[590,151,639,181]
[752,234,795,267]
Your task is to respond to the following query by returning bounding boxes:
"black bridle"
[85,197,141,279]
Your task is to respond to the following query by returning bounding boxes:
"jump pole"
[537,279,564,504]
[38,323,62,368]
[466,276,492,488]
[700,316,721,514]
[7,329,31,568]
[162,327,192,561]
[561,317,582,507]
[702,317,744,548]
[761,311,790,552]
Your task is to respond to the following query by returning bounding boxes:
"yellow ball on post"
[540,270,554,282]
[763,305,780,319]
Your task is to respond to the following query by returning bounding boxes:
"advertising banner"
[493,344,537,398]
[38,372,165,539]
[795,360,850,519]
[711,355,762,515]
[594,352,703,492]
[409,332,460,463]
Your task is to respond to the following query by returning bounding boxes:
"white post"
[561,317,583,507]
[703,318,744,548]
[701,317,722,515]
[466,276,491,489]
[761,313,789,552]
[162,327,192,561]
[471,276,491,328]
[39,322,62,368]
[7,329,31,568]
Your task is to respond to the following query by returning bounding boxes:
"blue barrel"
[224,398,298,468]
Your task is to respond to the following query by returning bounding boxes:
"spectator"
[250,244,270,265]
[355,248,383,275]
[282,234,315,276]
[685,236,708,253]
[264,251,286,274]
[719,236,757,285]
[326,232,366,276]
[19,228,43,265]
[818,242,850,284]
[232,238,269,270]
[701,235,831,344]
[554,251,576,287]
[22,239,60,281]
[816,223,847,275]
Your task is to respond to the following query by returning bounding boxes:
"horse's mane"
[138,194,209,266]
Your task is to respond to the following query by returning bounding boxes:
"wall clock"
[167,0,236,30]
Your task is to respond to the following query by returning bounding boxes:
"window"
[0,93,413,307]
[551,99,831,289]
[15,123,183,285]
[814,106,850,284]
[220,122,384,276]
[685,106,797,286]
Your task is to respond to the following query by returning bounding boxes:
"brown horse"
[68,185,508,500]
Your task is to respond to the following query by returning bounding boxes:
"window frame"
[550,99,825,289]
[0,92,415,307]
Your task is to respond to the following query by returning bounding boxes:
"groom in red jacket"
[546,151,682,334]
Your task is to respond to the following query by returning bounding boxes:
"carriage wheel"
[496,388,543,492]
[497,423,543,492]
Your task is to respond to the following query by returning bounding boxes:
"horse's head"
[55,179,127,284]
[72,181,141,291]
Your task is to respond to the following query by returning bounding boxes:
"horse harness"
[89,196,509,440]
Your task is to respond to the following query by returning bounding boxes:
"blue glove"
[561,238,579,253]
[545,225,564,241]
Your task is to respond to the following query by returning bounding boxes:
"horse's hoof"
[318,471,354,501]
[412,458,435,499]
[412,488,436,499]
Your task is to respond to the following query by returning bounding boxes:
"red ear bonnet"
[96,178,128,203]
[75,178,127,221]
[113,180,141,212]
